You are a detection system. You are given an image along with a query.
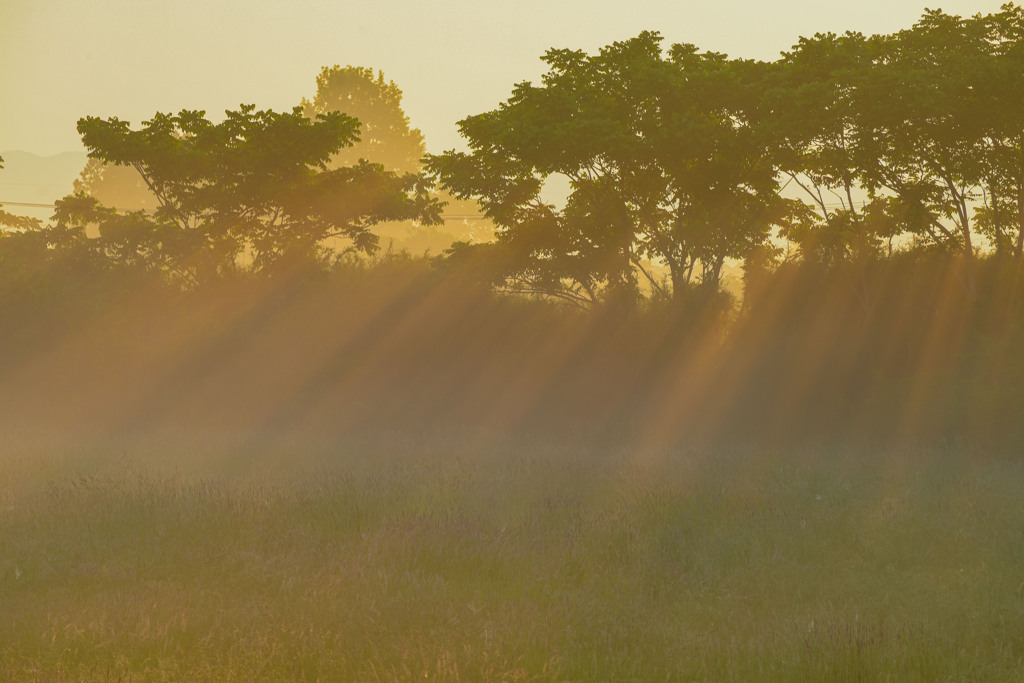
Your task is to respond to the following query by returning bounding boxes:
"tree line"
[430,4,1024,311]
[2,5,1024,315]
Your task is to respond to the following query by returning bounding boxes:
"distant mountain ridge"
[0,150,88,215]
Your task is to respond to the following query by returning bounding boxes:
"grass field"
[1,429,1023,681]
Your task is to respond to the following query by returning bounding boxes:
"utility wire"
[0,198,868,214]
[0,201,61,209]
[0,199,495,220]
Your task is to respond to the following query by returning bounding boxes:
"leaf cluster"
[49,104,440,285]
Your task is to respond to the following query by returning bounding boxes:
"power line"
[0,199,494,221]
[0,197,865,214]
[0,201,57,209]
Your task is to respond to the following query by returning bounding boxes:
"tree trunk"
[1016,180,1024,263]
[962,223,977,298]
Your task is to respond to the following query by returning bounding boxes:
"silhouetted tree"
[964,5,1024,262]
[760,35,893,315]
[852,12,986,292]
[0,156,44,235]
[67,104,440,284]
[765,7,1024,300]
[428,32,794,308]
[72,66,427,216]
[767,32,880,262]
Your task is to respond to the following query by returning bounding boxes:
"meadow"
[2,428,1022,681]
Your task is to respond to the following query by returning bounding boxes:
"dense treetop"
[425,4,1024,309]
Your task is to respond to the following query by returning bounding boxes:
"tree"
[73,66,425,213]
[767,7,1024,298]
[809,7,1024,292]
[67,104,440,284]
[967,4,1024,261]
[767,31,880,264]
[853,11,988,292]
[0,154,45,235]
[0,192,102,300]
[73,66,428,218]
[301,66,426,175]
[427,32,792,308]
[762,31,904,315]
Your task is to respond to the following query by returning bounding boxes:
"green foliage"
[770,5,1024,298]
[428,33,803,309]
[71,66,429,218]
[0,157,100,302]
[0,155,40,235]
[68,104,440,285]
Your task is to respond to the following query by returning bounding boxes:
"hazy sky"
[0,0,1010,156]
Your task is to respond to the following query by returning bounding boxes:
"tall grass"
[2,432,1022,680]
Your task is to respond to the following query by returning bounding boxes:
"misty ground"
[2,427,1022,681]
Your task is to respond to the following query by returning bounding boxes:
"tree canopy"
[766,4,1024,295]
[59,104,440,284]
[424,5,1024,309]
[73,66,433,223]
[427,32,796,308]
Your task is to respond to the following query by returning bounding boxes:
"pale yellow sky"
[0,0,1010,156]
